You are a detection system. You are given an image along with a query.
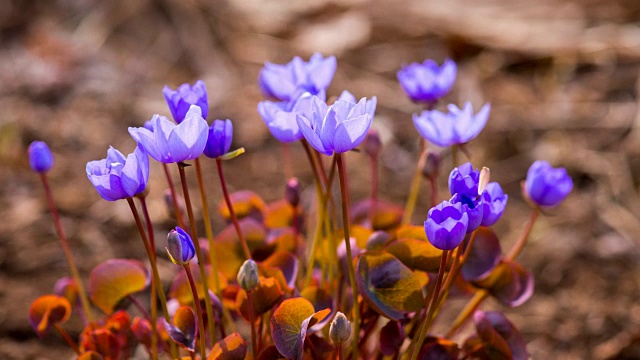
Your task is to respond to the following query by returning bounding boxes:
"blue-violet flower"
[480,182,508,226]
[128,105,208,163]
[163,80,209,123]
[28,141,54,173]
[203,119,233,158]
[166,226,196,265]
[297,90,376,156]
[449,162,481,198]
[413,102,490,147]
[259,53,337,102]
[257,91,324,143]
[424,201,469,250]
[524,161,573,207]
[86,146,149,201]
[397,58,457,103]
[450,193,483,233]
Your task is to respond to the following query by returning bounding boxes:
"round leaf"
[356,251,424,320]
[88,259,149,314]
[28,294,72,338]
[271,298,331,360]
[473,311,528,360]
[385,238,443,272]
[461,227,502,281]
[473,259,534,307]
[208,332,248,360]
[165,305,198,352]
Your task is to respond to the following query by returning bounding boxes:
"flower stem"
[194,158,220,345]
[447,209,541,337]
[247,290,258,359]
[163,163,186,229]
[402,141,427,225]
[138,196,159,360]
[452,145,459,167]
[39,173,93,323]
[177,162,215,350]
[410,250,449,360]
[126,197,178,359]
[215,158,252,260]
[336,153,360,360]
[369,151,378,228]
[184,264,208,359]
[53,323,79,354]
[337,344,343,360]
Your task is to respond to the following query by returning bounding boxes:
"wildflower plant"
[28,54,573,360]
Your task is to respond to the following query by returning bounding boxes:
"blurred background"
[2,0,640,359]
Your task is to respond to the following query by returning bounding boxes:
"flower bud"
[421,152,440,180]
[28,141,54,173]
[285,177,301,207]
[166,227,195,265]
[329,312,351,344]
[364,129,382,158]
[524,161,573,207]
[237,259,259,292]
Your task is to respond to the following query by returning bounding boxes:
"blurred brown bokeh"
[2,0,640,359]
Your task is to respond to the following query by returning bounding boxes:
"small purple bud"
[424,200,469,250]
[28,141,54,173]
[421,152,441,180]
[448,162,480,198]
[166,227,196,265]
[203,119,233,159]
[524,161,573,207]
[364,129,382,158]
[285,177,301,208]
[237,259,259,292]
[329,311,351,344]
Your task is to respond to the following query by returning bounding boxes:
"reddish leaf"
[53,276,79,308]
[218,190,267,221]
[80,328,121,360]
[473,311,528,360]
[385,238,443,272]
[236,277,284,321]
[131,317,153,350]
[88,259,149,314]
[261,250,299,289]
[351,198,404,230]
[77,351,104,360]
[461,227,502,281]
[257,345,284,360]
[300,285,334,331]
[165,305,198,352]
[270,298,331,360]
[417,336,460,360]
[265,199,297,229]
[356,251,424,320]
[28,294,72,338]
[380,321,404,356]
[207,332,248,360]
[473,259,534,307]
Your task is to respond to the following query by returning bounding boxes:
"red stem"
[163,163,185,229]
[247,290,258,359]
[215,158,252,260]
[369,154,378,228]
[184,264,208,360]
[54,323,79,354]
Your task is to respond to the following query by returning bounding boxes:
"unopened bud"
[285,178,301,208]
[28,141,54,173]
[329,312,351,344]
[237,259,259,291]
[166,227,195,265]
[478,167,490,195]
[421,152,441,180]
[364,129,382,158]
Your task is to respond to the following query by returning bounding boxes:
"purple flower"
[450,193,483,233]
[259,53,337,102]
[449,162,481,198]
[397,59,457,103]
[413,102,490,147]
[28,141,54,173]
[203,119,233,158]
[163,80,209,123]
[128,105,208,163]
[525,161,573,207]
[86,146,149,201]
[166,226,196,265]
[481,182,508,226]
[297,90,376,156]
[425,200,469,250]
[257,92,324,143]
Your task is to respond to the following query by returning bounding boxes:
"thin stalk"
[53,323,79,354]
[247,290,258,359]
[39,173,93,323]
[410,250,449,360]
[194,158,219,345]
[337,344,343,360]
[369,153,378,228]
[452,145,459,168]
[138,196,159,360]
[336,153,360,360]
[184,264,208,360]
[126,198,179,359]
[215,158,252,260]
[447,209,541,337]
[402,143,427,225]
[127,294,151,321]
[177,162,216,350]
[163,163,185,229]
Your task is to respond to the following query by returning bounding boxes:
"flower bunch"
[27,54,573,360]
